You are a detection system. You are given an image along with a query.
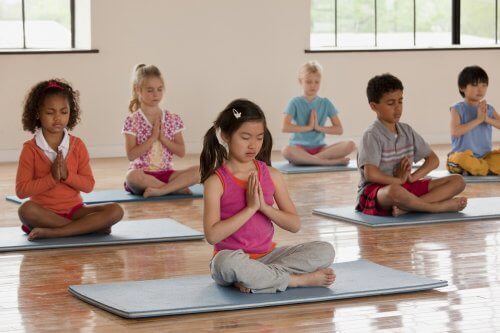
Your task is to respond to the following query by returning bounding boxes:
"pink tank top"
[214,160,275,254]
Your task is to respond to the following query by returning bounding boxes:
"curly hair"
[366,73,404,103]
[22,79,81,133]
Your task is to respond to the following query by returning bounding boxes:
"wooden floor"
[1,145,500,332]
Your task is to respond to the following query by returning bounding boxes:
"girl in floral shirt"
[122,64,199,197]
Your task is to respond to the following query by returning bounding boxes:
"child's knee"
[314,241,335,267]
[281,146,291,157]
[344,140,356,154]
[189,165,201,182]
[106,203,124,223]
[385,184,406,203]
[18,201,38,223]
[449,174,466,191]
[211,250,245,274]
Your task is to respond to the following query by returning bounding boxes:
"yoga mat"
[0,219,203,252]
[69,259,446,318]
[313,197,500,227]
[273,160,357,174]
[428,170,500,183]
[6,184,203,204]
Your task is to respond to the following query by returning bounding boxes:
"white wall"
[1,0,499,162]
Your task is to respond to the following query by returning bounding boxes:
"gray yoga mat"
[313,197,500,227]
[428,170,500,183]
[69,259,447,318]
[6,184,203,205]
[273,160,357,174]
[0,219,203,252]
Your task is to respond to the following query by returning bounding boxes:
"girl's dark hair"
[458,65,488,97]
[200,99,273,183]
[22,79,80,133]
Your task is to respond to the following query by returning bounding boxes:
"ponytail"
[200,126,228,183]
[129,64,163,113]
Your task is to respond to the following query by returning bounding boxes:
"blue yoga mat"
[6,184,203,205]
[428,170,500,183]
[272,160,357,174]
[313,197,500,227]
[69,259,446,318]
[0,219,203,252]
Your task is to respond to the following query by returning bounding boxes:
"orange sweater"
[15,135,95,214]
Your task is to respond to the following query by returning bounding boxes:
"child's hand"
[246,172,260,212]
[477,100,487,122]
[256,177,269,213]
[151,114,162,140]
[51,157,61,182]
[308,109,317,131]
[58,150,68,180]
[393,156,411,183]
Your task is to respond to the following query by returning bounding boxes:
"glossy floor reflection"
[0,145,499,332]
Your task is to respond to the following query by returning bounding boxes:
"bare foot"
[27,227,55,241]
[435,197,468,213]
[96,227,112,235]
[234,282,251,293]
[392,206,408,217]
[143,187,167,198]
[289,268,336,288]
[174,187,192,195]
[327,157,350,166]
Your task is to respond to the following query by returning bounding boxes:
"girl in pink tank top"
[200,99,336,293]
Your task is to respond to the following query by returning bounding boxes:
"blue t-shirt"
[284,96,338,147]
[450,101,494,157]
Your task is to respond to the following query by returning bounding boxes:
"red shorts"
[356,179,431,216]
[297,145,325,155]
[124,169,175,193]
[21,203,84,234]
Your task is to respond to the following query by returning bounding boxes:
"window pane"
[24,0,71,48]
[377,0,414,47]
[311,0,336,48]
[415,0,452,46]
[337,0,375,47]
[461,0,496,45]
[0,0,23,48]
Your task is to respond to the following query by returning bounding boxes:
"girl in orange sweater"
[16,79,123,240]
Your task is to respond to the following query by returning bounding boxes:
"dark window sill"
[306,45,500,53]
[0,48,99,55]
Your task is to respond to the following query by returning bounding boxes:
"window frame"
[308,0,500,52]
[0,0,97,54]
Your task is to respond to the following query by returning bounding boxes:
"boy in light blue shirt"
[448,65,500,175]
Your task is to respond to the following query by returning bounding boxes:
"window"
[0,0,91,51]
[310,0,499,50]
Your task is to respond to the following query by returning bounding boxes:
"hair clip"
[232,108,241,119]
[46,81,64,90]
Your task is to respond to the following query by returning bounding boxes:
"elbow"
[337,127,343,135]
[289,218,301,233]
[126,153,135,162]
[177,149,186,158]
[204,234,218,245]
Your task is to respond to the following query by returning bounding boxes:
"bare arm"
[258,167,300,233]
[485,108,500,129]
[410,151,439,181]
[282,114,313,133]
[364,164,405,185]
[159,131,186,157]
[124,133,157,161]
[450,107,484,138]
[315,115,343,135]
[203,174,259,245]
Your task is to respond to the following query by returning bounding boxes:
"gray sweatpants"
[210,241,335,293]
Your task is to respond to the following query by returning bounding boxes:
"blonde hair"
[128,64,165,113]
[298,60,322,81]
